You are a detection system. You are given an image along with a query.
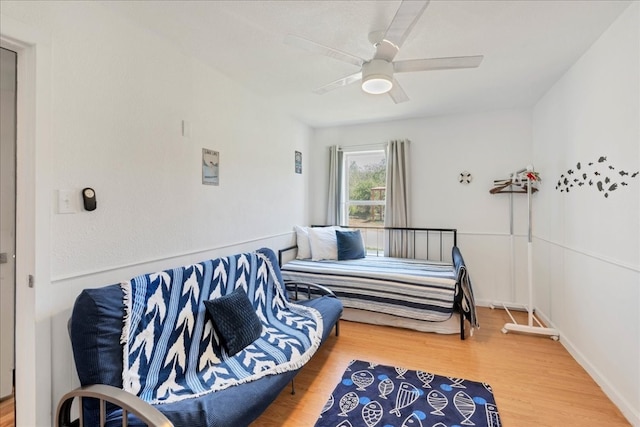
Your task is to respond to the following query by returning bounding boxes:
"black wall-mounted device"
[82,187,97,211]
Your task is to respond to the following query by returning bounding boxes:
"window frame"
[341,149,386,227]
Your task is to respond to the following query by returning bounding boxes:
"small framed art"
[295,151,302,174]
[202,148,219,186]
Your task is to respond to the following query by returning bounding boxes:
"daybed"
[56,247,342,427]
[279,226,478,339]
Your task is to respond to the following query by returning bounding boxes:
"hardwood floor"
[0,308,629,426]
[256,307,630,426]
[0,395,13,427]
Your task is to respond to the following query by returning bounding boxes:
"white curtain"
[384,140,411,257]
[326,145,344,225]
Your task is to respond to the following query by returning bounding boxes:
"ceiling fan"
[284,0,483,103]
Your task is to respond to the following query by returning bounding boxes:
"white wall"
[311,109,534,305]
[532,3,639,424]
[1,1,311,425]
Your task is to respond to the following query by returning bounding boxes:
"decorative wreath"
[459,171,472,184]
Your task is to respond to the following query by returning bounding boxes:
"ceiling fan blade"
[284,34,364,68]
[383,0,430,51]
[388,78,409,104]
[394,55,484,73]
[313,72,362,95]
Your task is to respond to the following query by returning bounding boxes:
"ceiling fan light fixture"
[362,76,393,94]
[361,59,394,94]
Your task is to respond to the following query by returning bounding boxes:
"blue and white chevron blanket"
[120,250,323,404]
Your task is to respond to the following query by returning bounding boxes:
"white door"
[0,46,17,399]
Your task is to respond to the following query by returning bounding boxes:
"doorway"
[0,46,17,424]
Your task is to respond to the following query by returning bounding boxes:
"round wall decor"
[459,171,472,184]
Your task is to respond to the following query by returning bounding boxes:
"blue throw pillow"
[203,287,263,356]
[336,230,366,260]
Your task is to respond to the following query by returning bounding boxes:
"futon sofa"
[56,247,342,427]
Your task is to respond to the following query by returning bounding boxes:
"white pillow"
[294,226,312,259]
[308,226,339,261]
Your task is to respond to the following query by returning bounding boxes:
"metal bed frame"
[56,384,173,427]
[278,226,467,340]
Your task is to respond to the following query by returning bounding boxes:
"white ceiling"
[99,0,631,128]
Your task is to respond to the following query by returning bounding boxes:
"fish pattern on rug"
[315,360,501,427]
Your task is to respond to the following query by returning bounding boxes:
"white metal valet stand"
[490,167,560,340]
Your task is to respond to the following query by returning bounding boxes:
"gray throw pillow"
[203,287,263,356]
[336,229,366,260]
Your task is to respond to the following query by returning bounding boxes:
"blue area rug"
[315,360,501,427]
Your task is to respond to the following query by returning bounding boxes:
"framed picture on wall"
[295,151,302,174]
[202,148,219,186]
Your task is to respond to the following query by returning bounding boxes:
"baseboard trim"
[477,300,639,425]
[532,310,639,426]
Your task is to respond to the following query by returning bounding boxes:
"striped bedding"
[280,256,458,322]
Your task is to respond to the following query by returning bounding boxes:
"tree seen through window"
[344,150,386,227]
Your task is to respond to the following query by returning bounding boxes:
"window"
[342,150,386,228]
